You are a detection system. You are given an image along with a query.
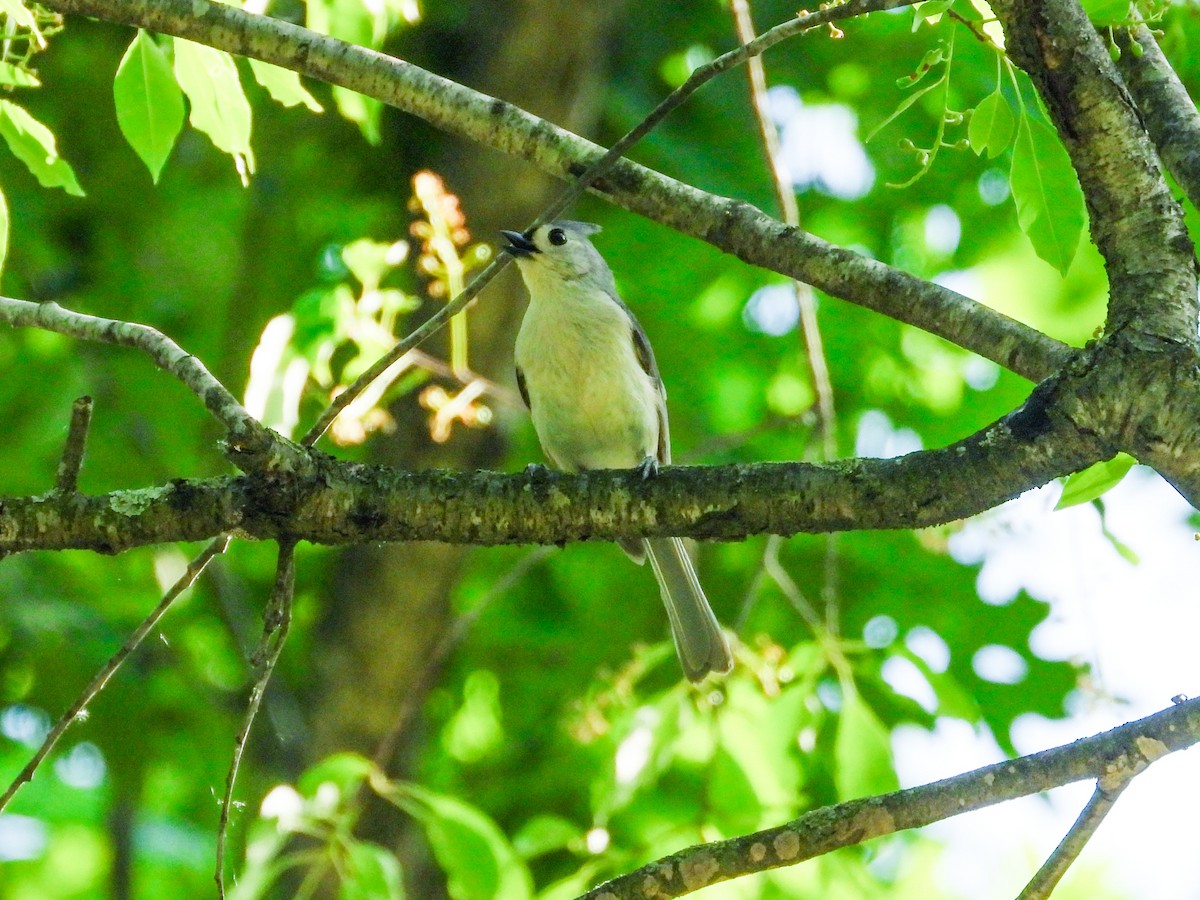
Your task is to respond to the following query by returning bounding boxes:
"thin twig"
[1016,776,1132,900]
[0,536,230,813]
[216,538,297,899]
[54,395,93,493]
[300,0,913,447]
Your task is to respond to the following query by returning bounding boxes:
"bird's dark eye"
[548,228,567,246]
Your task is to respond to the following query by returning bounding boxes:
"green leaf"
[968,90,1015,158]
[912,0,955,30]
[511,815,581,860]
[1055,453,1137,510]
[0,61,40,88]
[0,100,84,196]
[833,686,898,801]
[0,0,41,38]
[0,183,8,281]
[172,38,255,179]
[114,30,185,183]
[1081,0,1130,26]
[248,59,324,112]
[388,783,533,900]
[1010,117,1085,275]
[297,751,375,799]
[866,77,944,143]
[340,840,404,900]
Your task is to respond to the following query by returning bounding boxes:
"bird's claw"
[636,455,659,480]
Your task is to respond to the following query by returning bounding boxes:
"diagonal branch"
[40,0,1071,382]
[0,297,289,467]
[577,696,1200,899]
[1016,776,1130,900]
[1115,25,1200,214]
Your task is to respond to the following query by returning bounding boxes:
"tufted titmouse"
[503,221,733,682]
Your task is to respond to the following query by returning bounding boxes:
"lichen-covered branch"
[1116,25,1200,215]
[990,0,1198,341]
[39,0,1071,382]
[0,380,1104,553]
[577,697,1200,899]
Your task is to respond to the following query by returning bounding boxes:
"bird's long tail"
[643,538,733,682]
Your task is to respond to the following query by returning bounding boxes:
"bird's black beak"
[501,230,539,258]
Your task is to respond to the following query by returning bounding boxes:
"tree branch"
[1115,24,1200,215]
[0,378,1105,553]
[0,297,288,467]
[990,0,1198,341]
[1016,776,1129,900]
[577,696,1200,899]
[40,0,1071,382]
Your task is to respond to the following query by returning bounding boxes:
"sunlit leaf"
[1010,117,1085,274]
[172,38,255,179]
[114,30,185,182]
[968,89,1015,158]
[0,100,84,195]
[0,61,39,87]
[834,686,899,800]
[1056,453,1137,510]
[248,58,324,112]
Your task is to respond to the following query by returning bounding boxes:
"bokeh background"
[3,1,1200,897]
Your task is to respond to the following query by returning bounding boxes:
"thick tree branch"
[577,696,1200,899]
[0,379,1103,553]
[990,0,1198,341]
[1116,25,1200,214]
[40,0,1070,382]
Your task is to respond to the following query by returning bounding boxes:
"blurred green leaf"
[297,752,374,799]
[1056,454,1137,510]
[114,30,184,182]
[511,814,581,860]
[1011,116,1086,274]
[834,686,899,800]
[386,783,533,900]
[1081,0,1131,26]
[340,840,404,900]
[0,100,84,196]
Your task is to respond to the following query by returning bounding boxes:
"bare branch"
[1116,25,1200,214]
[39,0,1070,382]
[0,536,229,813]
[54,396,93,493]
[577,697,1198,899]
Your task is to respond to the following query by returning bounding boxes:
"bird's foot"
[636,455,659,480]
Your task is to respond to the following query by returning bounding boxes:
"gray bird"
[503,220,733,682]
